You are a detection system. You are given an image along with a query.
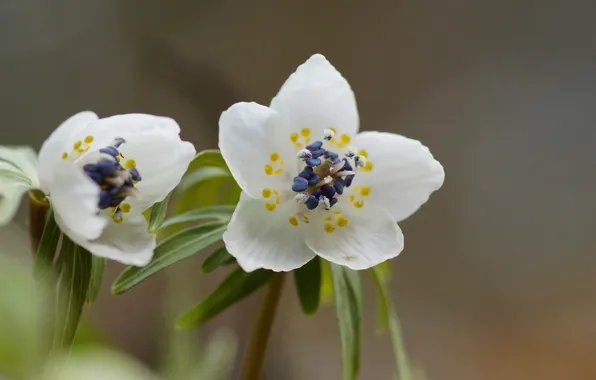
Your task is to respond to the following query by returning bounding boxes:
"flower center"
[82,138,142,223]
[291,129,365,212]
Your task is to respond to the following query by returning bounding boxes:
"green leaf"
[320,259,334,303]
[33,210,61,282]
[331,264,362,380]
[371,265,416,380]
[201,246,236,273]
[53,239,92,349]
[111,222,227,295]
[176,268,276,329]
[160,205,235,229]
[148,194,170,232]
[186,149,230,173]
[294,257,321,315]
[86,256,107,304]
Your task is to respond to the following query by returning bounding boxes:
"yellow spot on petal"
[270,152,280,162]
[274,169,283,175]
[353,200,364,208]
[273,190,280,196]
[330,138,336,144]
[302,214,309,223]
[61,152,68,159]
[288,216,299,227]
[123,159,136,169]
[112,214,123,223]
[301,128,311,137]
[290,132,299,143]
[120,203,131,213]
[73,140,82,150]
[361,161,374,172]
[84,135,94,144]
[337,215,349,227]
[349,195,355,202]
[265,202,276,212]
[325,215,332,221]
[340,133,351,144]
[329,127,337,135]
[262,188,272,198]
[336,143,345,148]
[295,142,303,148]
[276,197,280,204]
[305,137,311,144]
[359,186,371,196]
[264,164,274,175]
[280,160,285,166]
[333,210,341,215]
[358,149,368,158]
[324,223,336,233]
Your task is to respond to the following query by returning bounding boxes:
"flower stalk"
[28,189,49,253]
[240,272,286,380]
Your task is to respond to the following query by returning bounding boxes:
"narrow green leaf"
[331,264,362,380]
[33,210,61,282]
[320,259,334,303]
[53,239,92,349]
[294,257,321,315]
[178,166,230,193]
[148,194,170,232]
[86,256,107,304]
[111,222,227,294]
[160,205,235,229]
[176,268,276,329]
[201,245,236,273]
[371,266,416,380]
[186,149,230,173]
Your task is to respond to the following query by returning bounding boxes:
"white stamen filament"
[323,176,333,184]
[319,196,331,210]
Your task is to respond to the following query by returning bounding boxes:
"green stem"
[28,189,49,253]
[240,272,286,380]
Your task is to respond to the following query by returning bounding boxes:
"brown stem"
[28,189,49,253]
[240,273,286,380]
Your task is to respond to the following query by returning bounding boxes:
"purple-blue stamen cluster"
[83,138,141,210]
[291,139,355,210]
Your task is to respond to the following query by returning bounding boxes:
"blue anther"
[86,171,103,185]
[311,189,323,199]
[345,174,355,187]
[306,141,323,151]
[307,173,320,186]
[310,149,326,158]
[330,197,338,207]
[110,196,125,208]
[321,184,336,199]
[298,166,314,179]
[334,178,345,194]
[292,176,309,192]
[129,167,142,181]
[305,195,319,210]
[341,158,353,171]
[99,146,120,157]
[305,158,321,167]
[96,160,118,176]
[98,190,112,209]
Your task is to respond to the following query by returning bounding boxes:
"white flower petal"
[38,111,98,189]
[351,131,444,222]
[0,146,40,226]
[270,54,359,140]
[116,131,195,212]
[219,102,297,199]
[304,204,403,270]
[48,160,106,241]
[0,186,28,226]
[223,192,315,272]
[57,211,155,267]
[74,114,181,148]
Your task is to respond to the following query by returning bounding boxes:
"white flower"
[0,112,196,266]
[219,54,444,272]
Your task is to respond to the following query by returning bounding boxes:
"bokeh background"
[2,1,596,379]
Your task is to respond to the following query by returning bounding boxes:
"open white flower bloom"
[219,54,444,272]
[0,146,40,224]
[0,112,196,266]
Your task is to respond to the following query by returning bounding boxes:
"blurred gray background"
[2,0,596,379]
